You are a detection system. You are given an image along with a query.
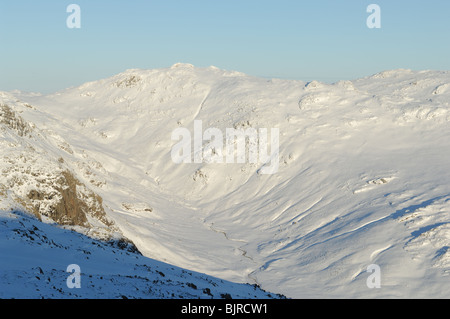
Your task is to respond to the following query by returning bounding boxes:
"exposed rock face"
[26,170,108,227]
[23,171,141,254]
[0,104,32,137]
[55,179,89,226]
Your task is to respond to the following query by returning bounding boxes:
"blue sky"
[1,0,450,93]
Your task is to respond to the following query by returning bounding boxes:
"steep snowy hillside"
[1,64,449,298]
[0,207,277,299]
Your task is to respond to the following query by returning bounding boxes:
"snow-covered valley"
[1,64,449,298]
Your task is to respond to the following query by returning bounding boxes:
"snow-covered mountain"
[1,63,449,298]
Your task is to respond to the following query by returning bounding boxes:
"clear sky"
[1,0,450,93]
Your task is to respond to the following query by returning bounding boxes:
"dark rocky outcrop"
[0,104,32,137]
[27,170,111,228]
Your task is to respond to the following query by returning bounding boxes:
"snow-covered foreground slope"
[1,64,449,298]
[0,207,277,299]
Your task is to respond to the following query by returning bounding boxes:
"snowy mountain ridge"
[1,64,449,298]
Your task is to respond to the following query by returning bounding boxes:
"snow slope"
[1,64,449,298]
[0,208,277,299]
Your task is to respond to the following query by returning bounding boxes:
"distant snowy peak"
[23,66,450,126]
[356,69,450,93]
[73,63,247,94]
[35,64,254,122]
[367,68,448,81]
